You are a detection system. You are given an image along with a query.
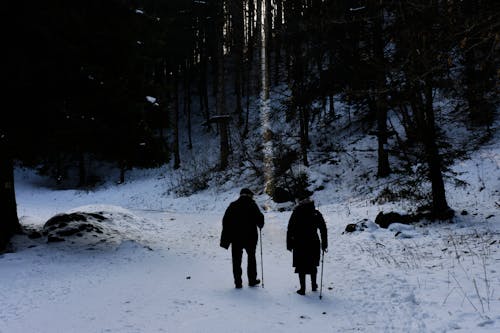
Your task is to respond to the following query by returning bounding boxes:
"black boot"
[296,273,306,295]
[249,279,261,287]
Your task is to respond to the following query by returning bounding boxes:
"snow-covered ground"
[1,134,499,333]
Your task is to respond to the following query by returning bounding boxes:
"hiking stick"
[260,228,264,288]
[319,249,325,299]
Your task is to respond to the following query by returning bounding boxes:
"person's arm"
[252,201,264,229]
[286,211,297,251]
[220,205,233,249]
[317,211,328,251]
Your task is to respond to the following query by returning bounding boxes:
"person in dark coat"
[220,188,265,289]
[287,197,328,295]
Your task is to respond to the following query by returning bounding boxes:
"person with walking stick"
[287,194,327,296]
[220,188,264,289]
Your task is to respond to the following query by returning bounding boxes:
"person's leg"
[231,245,243,288]
[246,245,259,286]
[297,272,306,295]
[311,272,318,291]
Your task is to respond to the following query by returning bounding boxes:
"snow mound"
[42,205,148,249]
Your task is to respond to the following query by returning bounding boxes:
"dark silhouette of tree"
[393,1,454,218]
[216,0,230,170]
[0,135,21,250]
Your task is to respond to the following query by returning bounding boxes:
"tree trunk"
[265,0,272,66]
[375,97,391,178]
[198,18,211,132]
[217,0,229,170]
[372,0,391,177]
[78,148,86,187]
[410,79,451,218]
[247,0,254,56]
[289,2,308,166]
[299,106,310,167]
[231,0,244,124]
[397,1,452,219]
[274,0,282,85]
[184,59,193,150]
[255,0,263,93]
[329,94,335,119]
[0,146,21,250]
[119,160,126,184]
[422,81,451,217]
[173,69,181,169]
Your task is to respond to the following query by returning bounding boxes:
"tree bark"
[410,79,451,218]
[0,144,21,250]
[274,0,283,85]
[422,81,451,217]
[372,0,390,177]
[78,148,86,187]
[231,0,244,124]
[397,1,452,219]
[217,0,229,170]
[173,69,181,169]
[299,106,310,167]
[184,59,193,150]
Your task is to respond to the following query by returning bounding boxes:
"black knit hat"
[240,188,254,196]
[296,189,313,201]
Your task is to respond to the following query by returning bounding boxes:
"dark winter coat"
[286,200,327,273]
[220,195,264,249]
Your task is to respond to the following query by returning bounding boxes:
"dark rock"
[88,213,107,221]
[43,212,110,244]
[45,213,87,227]
[28,232,42,239]
[57,228,80,237]
[78,224,89,231]
[345,224,357,233]
[375,212,412,229]
[45,212,107,228]
[48,236,65,243]
[461,210,468,216]
[345,219,369,233]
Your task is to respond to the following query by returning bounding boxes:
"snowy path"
[2,204,499,333]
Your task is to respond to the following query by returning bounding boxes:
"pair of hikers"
[220,188,328,295]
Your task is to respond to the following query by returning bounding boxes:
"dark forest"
[1,1,499,247]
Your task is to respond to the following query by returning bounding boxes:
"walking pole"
[260,228,264,288]
[319,249,325,299]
